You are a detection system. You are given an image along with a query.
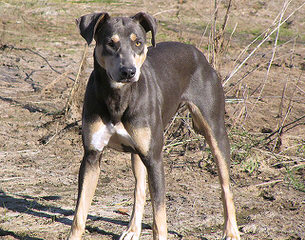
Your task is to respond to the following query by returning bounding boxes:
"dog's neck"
[93,58,133,124]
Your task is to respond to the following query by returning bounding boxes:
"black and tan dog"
[67,11,240,240]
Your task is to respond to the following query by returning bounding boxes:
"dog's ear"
[76,12,110,45]
[132,12,157,47]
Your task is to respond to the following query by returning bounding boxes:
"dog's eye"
[135,41,142,47]
[107,40,115,48]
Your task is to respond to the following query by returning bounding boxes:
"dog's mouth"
[117,77,137,83]
[107,72,139,84]
[106,69,140,88]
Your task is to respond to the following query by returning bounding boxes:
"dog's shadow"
[0,190,128,239]
[0,190,183,239]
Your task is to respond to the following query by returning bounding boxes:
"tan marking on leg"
[153,205,167,240]
[130,33,137,41]
[188,102,240,240]
[68,164,100,240]
[120,154,147,240]
[111,34,120,43]
[148,182,167,240]
[124,123,151,156]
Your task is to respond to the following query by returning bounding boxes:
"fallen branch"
[0,44,75,82]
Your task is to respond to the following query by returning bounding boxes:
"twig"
[153,9,177,16]
[26,48,75,82]
[41,71,70,94]
[1,44,75,82]
[197,22,210,50]
[164,138,201,149]
[223,1,305,86]
[223,22,237,55]
[210,0,233,69]
[254,147,304,162]
[291,163,305,170]
[242,114,305,151]
[164,111,180,136]
[254,179,283,187]
[64,43,88,117]
[271,71,302,151]
[264,114,305,141]
[43,121,60,145]
[219,0,232,50]
[251,0,290,112]
[226,37,300,95]
[272,159,305,168]
[277,70,288,122]
[41,120,81,145]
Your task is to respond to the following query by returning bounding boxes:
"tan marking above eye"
[111,34,120,43]
[130,33,137,41]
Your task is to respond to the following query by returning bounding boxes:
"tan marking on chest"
[124,123,151,156]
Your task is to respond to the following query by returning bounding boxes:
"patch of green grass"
[229,127,261,165]
[285,165,305,192]
[238,24,304,45]
[296,140,305,156]
[241,158,260,174]
[68,0,120,3]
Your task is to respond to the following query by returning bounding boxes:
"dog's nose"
[120,66,136,80]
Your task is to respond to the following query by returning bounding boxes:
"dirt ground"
[0,0,304,239]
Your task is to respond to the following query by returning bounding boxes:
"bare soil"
[0,1,304,240]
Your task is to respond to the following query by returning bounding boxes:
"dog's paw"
[119,230,140,240]
[222,219,240,240]
[222,237,240,240]
[222,231,241,240]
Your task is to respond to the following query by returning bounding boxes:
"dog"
[67,11,240,240]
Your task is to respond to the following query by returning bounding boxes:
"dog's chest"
[90,122,151,155]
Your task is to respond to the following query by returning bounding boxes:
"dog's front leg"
[120,154,147,240]
[67,150,102,240]
[146,156,167,240]
[68,120,114,240]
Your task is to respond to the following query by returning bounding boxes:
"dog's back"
[141,41,224,127]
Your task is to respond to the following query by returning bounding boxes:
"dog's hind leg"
[120,154,147,240]
[187,101,240,240]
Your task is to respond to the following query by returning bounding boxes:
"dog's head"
[76,12,157,88]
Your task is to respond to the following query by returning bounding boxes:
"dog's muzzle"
[119,66,137,83]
